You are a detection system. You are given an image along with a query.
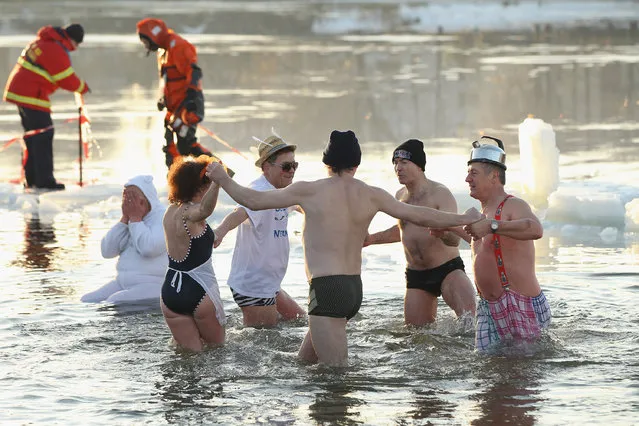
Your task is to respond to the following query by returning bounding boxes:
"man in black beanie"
[3,23,89,190]
[322,130,361,172]
[64,24,84,45]
[365,139,476,325]
[206,130,482,367]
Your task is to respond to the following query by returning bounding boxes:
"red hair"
[167,156,212,204]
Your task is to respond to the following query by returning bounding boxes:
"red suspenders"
[476,194,513,298]
[493,195,513,289]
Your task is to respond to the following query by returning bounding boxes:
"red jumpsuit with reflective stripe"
[2,26,89,189]
[3,26,89,112]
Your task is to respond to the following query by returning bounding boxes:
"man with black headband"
[206,130,482,366]
[365,139,476,326]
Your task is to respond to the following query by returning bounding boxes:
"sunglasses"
[272,161,299,172]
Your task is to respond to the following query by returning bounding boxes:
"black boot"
[42,181,65,190]
[32,181,65,191]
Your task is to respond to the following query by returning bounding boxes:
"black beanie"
[322,130,361,169]
[392,139,426,171]
[64,24,84,44]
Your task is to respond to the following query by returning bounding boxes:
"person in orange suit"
[3,24,90,190]
[136,18,214,169]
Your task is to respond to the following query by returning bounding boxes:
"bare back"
[397,180,461,269]
[163,203,208,261]
[296,175,379,278]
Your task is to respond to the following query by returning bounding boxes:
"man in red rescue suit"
[3,24,90,190]
[136,18,213,168]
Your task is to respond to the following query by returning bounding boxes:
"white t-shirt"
[226,175,291,298]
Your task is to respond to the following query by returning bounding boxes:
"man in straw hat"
[206,130,482,366]
[214,134,305,327]
[365,139,476,326]
[462,136,551,352]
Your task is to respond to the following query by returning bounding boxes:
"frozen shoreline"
[0,1,637,36]
[312,0,639,34]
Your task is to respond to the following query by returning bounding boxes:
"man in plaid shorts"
[462,136,551,352]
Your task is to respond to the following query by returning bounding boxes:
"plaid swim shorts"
[475,289,551,352]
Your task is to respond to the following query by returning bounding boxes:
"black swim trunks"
[308,275,363,320]
[406,256,465,297]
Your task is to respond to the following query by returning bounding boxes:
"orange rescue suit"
[159,32,201,116]
[3,26,89,112]
[137,18,210,168]
[136,18,203,120]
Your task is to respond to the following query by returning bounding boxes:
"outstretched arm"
[374,187,481,228]
[464,198,542,241]
[365,225,401,246]
[213,207,249,247]
[431,226,472,244]
[209,163,306,210]
[428,190,461,246]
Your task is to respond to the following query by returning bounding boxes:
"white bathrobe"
[81,175,168,304]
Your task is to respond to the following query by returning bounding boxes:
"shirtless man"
[208,130,482,366]
[462,136,551,352]
[365,139,476,325]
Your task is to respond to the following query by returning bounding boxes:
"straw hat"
[254,136,297,167]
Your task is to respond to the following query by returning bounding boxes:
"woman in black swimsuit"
[161,155,226,351]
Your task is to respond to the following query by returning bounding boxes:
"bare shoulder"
[429,179,455,199]
[163,204,179,226]
[288,179,320,195]
[395,186,407,200]
[503,196,536,219]
[164,204,177,218]
[364,182,396,203]
[352,177,380,192]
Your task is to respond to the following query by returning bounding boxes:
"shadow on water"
[155,355,225,424]
[11,212,58,270]
[304,364,459,423]
[406,388,457,422]
[471,357,546,426]
[307,374,365,425]
[96,299,162,315]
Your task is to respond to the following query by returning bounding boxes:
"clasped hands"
[205,162,230,183]
[430,208,491,241]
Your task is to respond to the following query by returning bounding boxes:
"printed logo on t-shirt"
[274,208,288,221]
[273,229,288,238]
